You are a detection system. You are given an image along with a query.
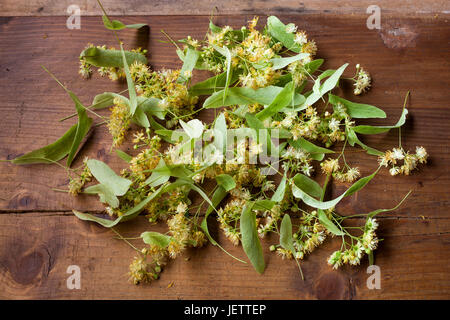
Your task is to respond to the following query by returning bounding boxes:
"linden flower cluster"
[129,206,207,285]
[321,158,361,183]
[271,106,321,141]
[217,198,247,245]
[145,186,192,223]
[107,97,131,148]
[128,136,161,182]
[190,16,317,91]
[327,217,379,269]
[282,146,314,176]
[79,44,147,80]
[68,157,92,195]
[129,62,199,127]
[271,210,328,260]
[353,64,372,95]
[58,14,430,285]
[167,209,207,258]
[378,146,428,176]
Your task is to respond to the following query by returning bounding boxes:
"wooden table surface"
[0,1,449,300]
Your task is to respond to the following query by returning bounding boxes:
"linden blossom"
[11,4,428,285]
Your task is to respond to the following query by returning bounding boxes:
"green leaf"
[80,46,147,68]
[292,173,323,199]
[203,86,304,109]
[329,94,386,119]
[90,92,116,110]
[177,48,199,83]
[300,63,348,109]
[347,129,383,156]
[271,175,287,202]
[120,44,138,115]
[201,186,228,246]
[66,94,92,167]
[149,164,192,179]
[209,20,222,33]
[211,45,232,102]
[245,112,265,130]
[132,105,150,128]
[270,53,310,70]
[102,15,126,30]
[138,97,166,120]
[12,124,78,164]
[188,71,240,96]
[144,159,171,187]
[208,20,248,41]
[256,82,295,120]
[115,149,132,163]
[73,184,168,228]
[86,159,132,196]
[184,180,215,208]
[213,113,227,155]
[353,108,408,134]
[365,190,412,218]
[244,113,274,154]
[267,16,301,52]
[317,209,345,236]
[240,202,265,274]
[141,231,172,248]
[215,174,236,192]
[84,183,119,208]
[125,23,147,29]
[102,15,146,30]
[292,168,379,209]
[280,214,295,252]
[179,119,204,139]
[304,59,324,74]
[253,200,276,211]
[288,137,333,161]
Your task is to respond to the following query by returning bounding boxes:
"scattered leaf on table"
[240,202,265,274]
[80,46,147,68]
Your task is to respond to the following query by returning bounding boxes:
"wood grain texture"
[1,0,450,17]
[0,213,449,299]
[0,15,449,299]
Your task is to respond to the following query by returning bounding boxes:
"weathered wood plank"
[0,15,449,299]
[1,0,449,17]
[0,16,448,215]
[0,213,448,299]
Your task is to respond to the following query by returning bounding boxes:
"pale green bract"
[292,169,380,209]
[179,119,204,139]
[240,202,265,274]
[141,232,173,248]
[215,174,236,192]
[280,214,295,253]
[86,159,132,196]
[203,86,305,109]
[299,63,349,109]
[80,46,147,68]
[329,94,386,119]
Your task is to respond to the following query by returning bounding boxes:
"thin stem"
[41,66,106,121]
[59,89,128,122]
[399,91,410,149]
[94,120,108,127]
[294,258,304,281]
[111,228,141,253]
[161,29,182,52]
